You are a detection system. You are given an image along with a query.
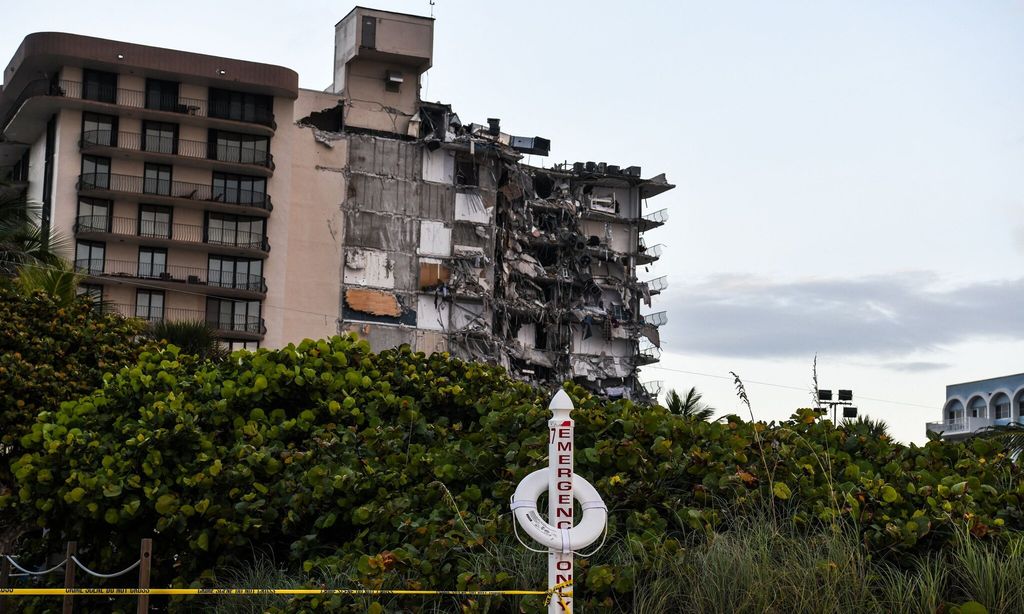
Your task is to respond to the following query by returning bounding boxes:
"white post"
[547,389,574,613]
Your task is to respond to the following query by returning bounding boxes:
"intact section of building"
[926,373,1024,439]
[0,6,673,400]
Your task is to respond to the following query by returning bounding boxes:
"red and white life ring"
[510,469,607,552]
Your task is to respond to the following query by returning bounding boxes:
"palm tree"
[665,387,715,420]
[147,320,228,361]
[0,184,62,277]
[840,415,890,438]
[976,423,1024,456]
[15,260,82,306]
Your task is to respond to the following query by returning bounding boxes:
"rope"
[574,522,609,559]
[4,555,67,576]
[69,555,140,578]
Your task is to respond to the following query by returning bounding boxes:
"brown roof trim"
[3,32,298,100]
[335,6,434,27]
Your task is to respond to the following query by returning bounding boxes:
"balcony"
[644,275,668,296]
[636,243,663,264]
[80,130,274,175]
[75,258,266,299]
[643,311,668,327]
[108,303,265,340]
[636,340,661,365]
[74,215,269,257]
[642,380,664,396]
[77,173,271,216]
[2,79,275,140]
[639,208,668,232]
[926,416,1023,438]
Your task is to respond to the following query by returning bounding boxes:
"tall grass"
[206,518,1024,613]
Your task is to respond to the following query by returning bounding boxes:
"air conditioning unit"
[385,70,403,92]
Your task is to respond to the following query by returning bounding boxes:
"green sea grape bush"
[3,335,1024,611]
[0,286,145,538]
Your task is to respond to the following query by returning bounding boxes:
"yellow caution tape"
[0,587,554,597]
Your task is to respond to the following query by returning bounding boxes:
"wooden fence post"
[62,541,77,614]
[0,553,11,614]
[136,539,152,614]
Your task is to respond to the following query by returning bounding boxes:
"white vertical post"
[548,389,574,613]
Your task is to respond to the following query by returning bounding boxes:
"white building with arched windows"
[927,373,1024,439]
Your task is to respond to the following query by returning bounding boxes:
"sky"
[3,1,1022,444]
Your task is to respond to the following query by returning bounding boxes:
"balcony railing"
[637,243,664,262]
[644,275,668,294]
[925,417,994,436]
[74,215,269,252]
[78,173,271,211]
[47,80,275,128]
[108,303,265,336]
[643,311,668,327]
[74,258,266,293]
[81,130,274,169]
[642,380,664,396]
[640,208,669,231]
[638,340,662,362]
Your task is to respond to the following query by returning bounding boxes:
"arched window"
[944,399,964,423]
[967,396,986,419]
[992,393,1011,420]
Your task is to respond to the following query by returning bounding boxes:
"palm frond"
[148,319,228,361]
[15,260,82,306]
[664,386,715,420]
[976,423,1024,455]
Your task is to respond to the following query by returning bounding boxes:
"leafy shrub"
[3,335,1024,611]
[0,286,145,534]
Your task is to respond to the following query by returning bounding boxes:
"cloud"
[882,361,952,373]
[660,273,1024,358]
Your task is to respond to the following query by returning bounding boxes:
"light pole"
[817,389,857,422]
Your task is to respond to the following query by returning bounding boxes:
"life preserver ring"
[510,469,607,552]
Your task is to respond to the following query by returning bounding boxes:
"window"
[209,130,269,165]
[145,78,180,112]
[136,290,165,321]
[76,198,111,232]
[996,402,1011,420]
[142,121,178,155]
[212,172,266,205]
[75,241,105,274]
[208,88,273,125]
[361,15,377,49]
[455,157,477,186]
[206,298,261,333]
[83,69,117,103]
[205,213,265,248]
[138,247,167,278]
[76,284,103,305]
[208,256,263,291]
[138,205,172,239]
[81,155,111,190]
[82,112,117,147]
[222,340,259,352]
[144,163,172,196]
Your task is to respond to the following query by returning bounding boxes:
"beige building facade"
[0,7,672,399]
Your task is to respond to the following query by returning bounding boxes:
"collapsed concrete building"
[330,9,673,400]
[0,6,672,400]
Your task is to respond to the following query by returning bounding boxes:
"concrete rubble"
[326,102,673,402]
